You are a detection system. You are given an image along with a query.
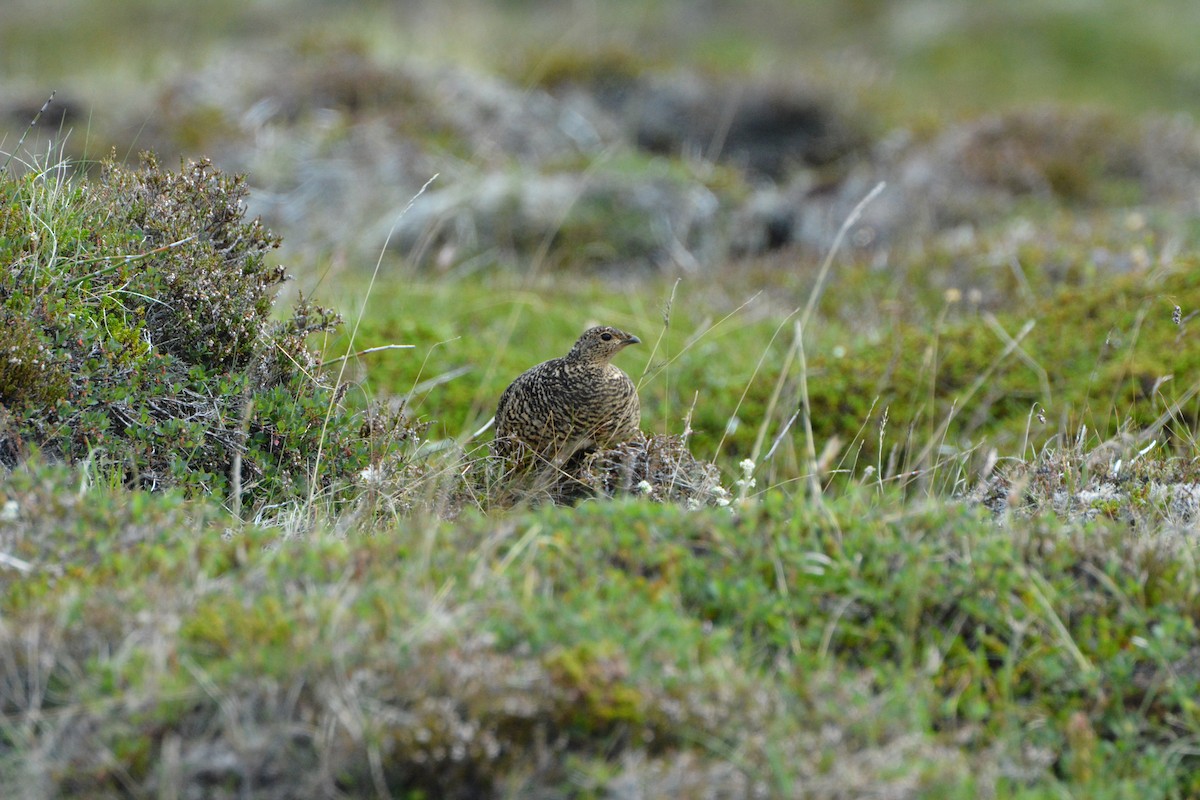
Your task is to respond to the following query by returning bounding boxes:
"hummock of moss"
[4,461,1200,797]
[0,154,420,513]
[781,264,1200,485]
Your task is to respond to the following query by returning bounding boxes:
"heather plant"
[0,153,420,513]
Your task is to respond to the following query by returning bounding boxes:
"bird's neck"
[564,350,605,367]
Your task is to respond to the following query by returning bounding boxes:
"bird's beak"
[626,335,641,345]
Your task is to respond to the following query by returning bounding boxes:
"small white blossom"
[709,485,732,508]
[0,500,17,521]
[359,465,386,485]
[734,459,757,505]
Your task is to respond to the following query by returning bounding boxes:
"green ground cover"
[4,1,1200,796]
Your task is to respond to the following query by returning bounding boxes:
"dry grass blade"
[306,174,439,513]
[908,318,1036,478]
[744,183,888,489]
[799,181,886,331]
[0,551,33,573]
[638,290,763,387]
[1,91,55,174]
[322,343,415,367]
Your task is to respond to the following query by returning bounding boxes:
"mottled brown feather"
[494,326,641,466]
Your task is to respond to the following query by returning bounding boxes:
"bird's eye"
[601,332,613,341]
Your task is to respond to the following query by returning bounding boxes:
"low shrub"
[0,153,421,513]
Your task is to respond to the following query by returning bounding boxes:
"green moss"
[956,108,1153,206]
[545,642,649,734]
[520,45,653,91]
[4,459,1200,794]
[168,104,238,151]
[798,265,1200,476]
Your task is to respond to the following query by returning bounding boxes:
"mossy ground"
[323,240,1200,492]
[5,1,1200,797]
[6,158,1200,793]
[4,462,1200,797]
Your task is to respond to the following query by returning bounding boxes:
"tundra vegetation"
[3,1,1200,797]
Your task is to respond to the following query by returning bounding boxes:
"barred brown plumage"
[493,325,642,468]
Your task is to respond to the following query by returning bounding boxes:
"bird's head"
[567,325,641,365]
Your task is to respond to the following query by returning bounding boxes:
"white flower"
[0,500,17,522]
[359,465,386,485]
[709,485,732,508]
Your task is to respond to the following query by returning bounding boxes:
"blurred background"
[4,0,1199,280]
